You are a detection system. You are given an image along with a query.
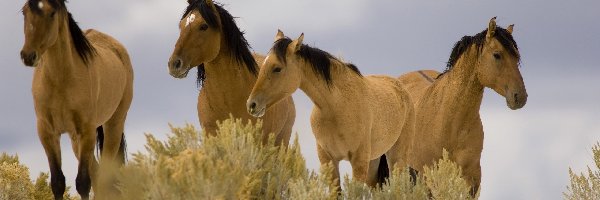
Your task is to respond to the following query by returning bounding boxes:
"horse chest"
[33,84,94,133]
[312,118,362,160]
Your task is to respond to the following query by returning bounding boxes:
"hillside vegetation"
[2,117,597,199]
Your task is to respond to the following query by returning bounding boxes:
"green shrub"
[564,143,600,200]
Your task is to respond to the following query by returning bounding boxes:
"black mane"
[438,26,519,78]
[27,0,96,65]
[182,0,257,87]
[273,37,362,85]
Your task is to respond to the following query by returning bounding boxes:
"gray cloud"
[1,0,599,199]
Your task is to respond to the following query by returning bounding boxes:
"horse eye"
[273,67,282,73]
[199,24,209,31]
[50,11,56,18]
[493,53,501,59]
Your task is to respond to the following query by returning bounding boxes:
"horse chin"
[506,97,525,110]
[170,66,192,79]
[22,58,38,67]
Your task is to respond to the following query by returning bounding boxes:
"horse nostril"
[174,59,182,69]
[250,102,256,110]
[31,53,37,61]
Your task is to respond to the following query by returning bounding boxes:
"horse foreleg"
[366,157,382,186]
[75,126,96,200]
[275,110,294,147]
[69,133,99,195]
[38,122,65,200]
[317,145,340,192]
[349,150,371,186]
[453,149,482,197]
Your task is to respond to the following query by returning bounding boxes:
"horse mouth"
[249,107,266,118]
[170,67,192,79]
[20,51,38,67]
[22,58,38,67]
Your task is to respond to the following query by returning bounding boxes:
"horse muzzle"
[168,57,192,79]
[246,98,266,118]
[20,50,38,67]
[506,90,528,110]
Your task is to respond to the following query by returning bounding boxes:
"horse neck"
[431,46,484,118]
[299,58,365,111]
[37,13,81,81]
[202,47,256,97]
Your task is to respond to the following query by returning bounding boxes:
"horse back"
[397,70,440,103]
[84,29,133,71]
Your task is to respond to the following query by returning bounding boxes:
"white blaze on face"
[185,14,196,28]
[38,2,44,9]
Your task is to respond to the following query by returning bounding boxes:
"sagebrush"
[1,117,478,199]
[564,143,600,200]
[117,117,474,200]
[0,153,77,200]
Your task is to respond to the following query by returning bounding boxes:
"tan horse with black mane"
[247,30,415,188]
[19,0,132,199]
[168,0,295,145]
[398,17,527,196]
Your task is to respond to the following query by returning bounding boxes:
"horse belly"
[93,58,131,124]
[369,109,403,159]
[366,85,406,159]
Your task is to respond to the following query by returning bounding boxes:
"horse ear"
[486,16,497,39]
[206,0,214,7]
[507,24,514,34]
[290,33,304,52]
[275,29,285,41]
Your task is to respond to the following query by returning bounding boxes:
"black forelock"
[273,37,292,64]
[438,26,520,78]
[183,0,258,88]
[272,37,362,85]
[182,0,219,28]
[27,0,64,14]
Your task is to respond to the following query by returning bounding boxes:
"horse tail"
[95,126,127,165]
[117,132,127,165]
[376,155,390,186]
[409,166,419,185]
[96,126,104,158]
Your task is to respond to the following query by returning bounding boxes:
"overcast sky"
[1,0,599,199]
